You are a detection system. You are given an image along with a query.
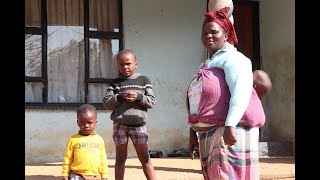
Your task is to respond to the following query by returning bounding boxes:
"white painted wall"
[121,0,207,154]
[25,0,207,164]
[25,110,113,164]
[259,0,295,142]
[122,0,207,126]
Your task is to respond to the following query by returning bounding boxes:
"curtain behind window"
[47,0,84,103]
[88,0,119,103]
[25,0,42,102]
[25,0,41,27]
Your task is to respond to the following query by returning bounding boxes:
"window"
[25,0,123,109]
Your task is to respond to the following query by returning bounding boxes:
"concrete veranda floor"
[25,156,295,180]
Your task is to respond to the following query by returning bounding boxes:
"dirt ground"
[25,156,294,180]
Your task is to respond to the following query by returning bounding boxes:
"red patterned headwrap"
[203,7,238,45]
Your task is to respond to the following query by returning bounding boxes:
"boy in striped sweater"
[103,49,156,180]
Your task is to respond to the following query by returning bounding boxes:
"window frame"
[25,0,123,110]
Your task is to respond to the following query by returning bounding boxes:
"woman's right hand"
[189,128,198,158]
[223,126,237,146]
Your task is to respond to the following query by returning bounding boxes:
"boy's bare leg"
[134,144,156,180]
[115,143,128,180]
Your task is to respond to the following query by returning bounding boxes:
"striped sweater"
[103,73,155,127]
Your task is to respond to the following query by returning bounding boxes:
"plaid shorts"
[112,121,149,145]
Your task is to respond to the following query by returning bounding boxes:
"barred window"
[25,0,123,109]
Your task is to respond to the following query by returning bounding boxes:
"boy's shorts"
[113,121,149,145]
[70,171,101,180]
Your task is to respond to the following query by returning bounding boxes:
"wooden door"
[233,2,261,71]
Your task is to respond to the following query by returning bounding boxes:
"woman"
[186,7,265,180]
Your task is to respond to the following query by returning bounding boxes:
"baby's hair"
[77,104,97,118]
[253,70,272,97]
[117,49,136,61]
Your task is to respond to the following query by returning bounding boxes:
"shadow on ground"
[25,175,60,180]
[108,165,202,174]
[259,157,295,164]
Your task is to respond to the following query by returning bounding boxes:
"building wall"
[259,0,295,142]
[25,110,113,163]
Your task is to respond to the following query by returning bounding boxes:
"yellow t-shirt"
[62,134,108,178]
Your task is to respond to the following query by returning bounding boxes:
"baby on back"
[253,70,272,99]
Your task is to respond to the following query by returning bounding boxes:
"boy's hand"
[123,91,138,102]
[119,92,128,100]
[62,176,68,180]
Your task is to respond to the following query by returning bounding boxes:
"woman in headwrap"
[186,7,265,180]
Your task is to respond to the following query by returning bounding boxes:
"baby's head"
[253,70,272,98]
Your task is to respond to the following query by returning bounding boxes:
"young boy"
[62,104,108,180]
[103,49,156,180]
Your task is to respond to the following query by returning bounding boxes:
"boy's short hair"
[117,49,136,61]
[77,104,97,118]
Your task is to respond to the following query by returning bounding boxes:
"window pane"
[25,34,42,77]
[25,0,41,27]
[88,83,109,103]
[25,82,43,102]
[89,39,119,78]
[47,0,84,103]
[89,0,119,32]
